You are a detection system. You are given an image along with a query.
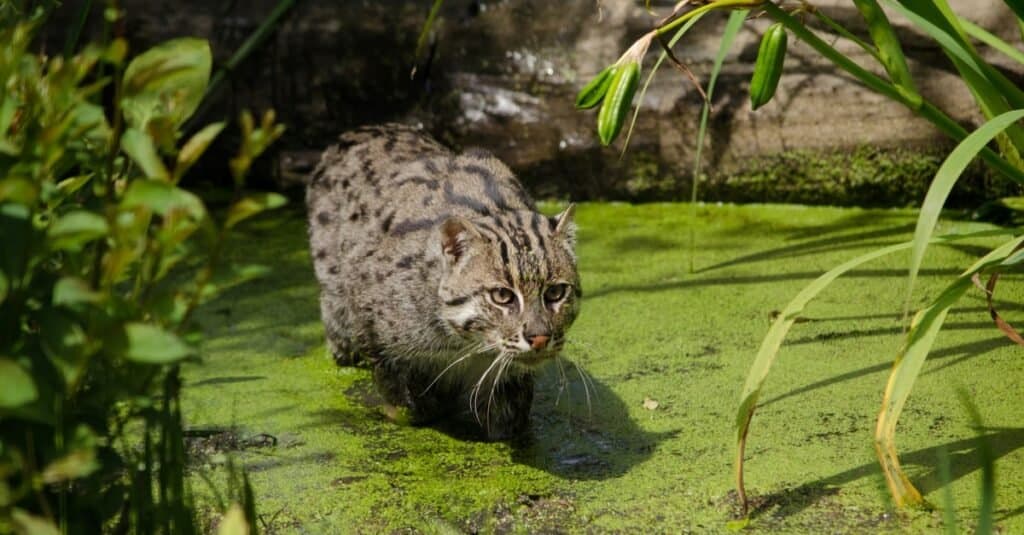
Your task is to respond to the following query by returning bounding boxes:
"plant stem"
[190,0,296,127]
[655,0,764,38]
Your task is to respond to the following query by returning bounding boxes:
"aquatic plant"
[576,0,1024,520]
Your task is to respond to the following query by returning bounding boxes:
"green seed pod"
[749,23,788,111]
[575,66,617,110]
[596,61,639,146]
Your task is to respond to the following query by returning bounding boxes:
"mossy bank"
[182,202,1024,532]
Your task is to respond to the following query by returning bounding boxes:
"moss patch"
[183,203,1024,532]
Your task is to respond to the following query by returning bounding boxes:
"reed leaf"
[902,109,1024,322]
[876,233,1024,507]
[853,0,918,102]
[960,17,1024,66]
[734,228,1015,514]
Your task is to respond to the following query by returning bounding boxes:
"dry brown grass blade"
[971,269,1024,346]
[655,33,710,104]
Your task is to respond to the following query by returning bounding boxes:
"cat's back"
[306,123,537,301]
[307,124,535,245]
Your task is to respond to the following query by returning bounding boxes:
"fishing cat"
[306,124,580,439]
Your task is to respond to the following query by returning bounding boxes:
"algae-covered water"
[182,202,1024,533]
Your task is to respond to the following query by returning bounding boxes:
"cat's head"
[436,206,580,366]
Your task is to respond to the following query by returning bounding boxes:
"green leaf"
[0,270,7,302]
[0,177,39,205]
[11,509,59,535]
[224,192,287,229]
[596,61,639,146]
[121,127,170,180]
[55,175,92,196]
[876,234,1024,506]
[902,109,1024,320]
[0,358,37,408]
[41,448,99,484]
[574,66,616,110]
[960,17,1024,66]
[38,310,89,386]
[175,121,225,181]
[121,37,212,128]
[121,179,208,221]
[852,0,919,104]
[885,1,1024,149]
[115,323,193,364]
[47,210,109,251]
[691,10,747,272]
[53,277,102,306]
[217,504,249,535]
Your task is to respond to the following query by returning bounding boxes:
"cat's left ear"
[440,216,483,265]
[550,204,576,244]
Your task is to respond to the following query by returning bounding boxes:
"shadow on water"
[510,361,678,481]
[306,360,676,482]
[747,427,1024,521]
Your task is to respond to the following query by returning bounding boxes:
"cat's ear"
[550,204,576,243]
[440,216,482,264]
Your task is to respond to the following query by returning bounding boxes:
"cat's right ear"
[440,217,482,264]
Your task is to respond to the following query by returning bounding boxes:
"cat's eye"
[543,283,569,303]
[489,287,516,306]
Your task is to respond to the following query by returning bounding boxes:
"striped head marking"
[437,205,580,366]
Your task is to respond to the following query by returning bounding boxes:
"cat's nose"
[527,334,549,350]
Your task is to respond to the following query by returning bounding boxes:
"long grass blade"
[876,234,1024,506]
[901,109,1024,323]
[734,228,1015,514]
[960,17,1024,66]
[852,0,918,101]
[884,0,1024,150]
[689,9,746,273]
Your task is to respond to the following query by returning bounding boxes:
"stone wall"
[50,0,1024,205]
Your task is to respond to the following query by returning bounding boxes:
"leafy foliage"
[0,9,283,533]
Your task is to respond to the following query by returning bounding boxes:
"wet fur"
[307,124,580,439]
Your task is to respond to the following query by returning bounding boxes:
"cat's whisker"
[553,354,569,408]
[470,352,506,425]
[571,361,594,418]
[486,354,514,428]
[419,341,490,396]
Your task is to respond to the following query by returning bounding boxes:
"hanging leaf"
[121,127,170,181]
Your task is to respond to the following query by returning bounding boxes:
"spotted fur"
[307,124,580,439]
